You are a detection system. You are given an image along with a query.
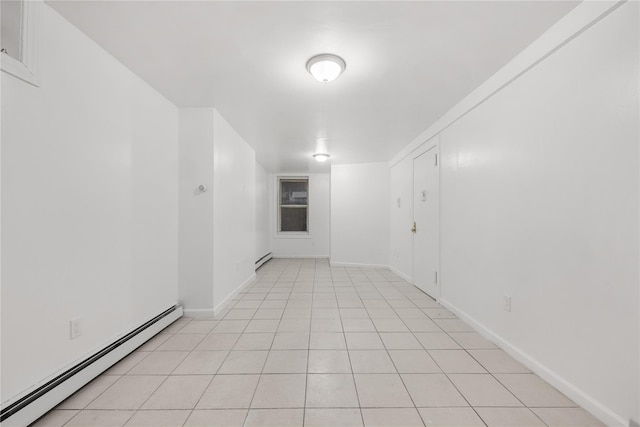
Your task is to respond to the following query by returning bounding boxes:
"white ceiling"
[48,1,578,172]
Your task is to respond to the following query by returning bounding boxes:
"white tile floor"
[32,258,604,427]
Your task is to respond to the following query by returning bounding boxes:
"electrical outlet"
[503,295,512,312]
[70,317,82,339]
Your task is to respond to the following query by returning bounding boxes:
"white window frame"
[1,0,40,87]
[277,176,310,236]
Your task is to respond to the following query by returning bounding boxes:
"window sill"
[273,234,312,240]
[1,54,39,87]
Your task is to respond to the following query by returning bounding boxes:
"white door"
[412,146,439,299]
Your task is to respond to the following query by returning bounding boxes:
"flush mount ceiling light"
[306,54,346,83]
[313,153,330,163]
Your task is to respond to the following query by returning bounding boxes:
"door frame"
[412,139,441,301]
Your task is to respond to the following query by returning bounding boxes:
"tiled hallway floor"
[33,259,604,427]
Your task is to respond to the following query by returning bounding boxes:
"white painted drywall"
[1,3,179,402]
[390,3,639,425]
[331,163,389,267]
[269,173,330,258]
[178,109,257,315]
[255,162,271,261]
[178,109,214,311]
[212,109,256,311]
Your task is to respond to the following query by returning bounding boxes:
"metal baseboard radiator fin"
[0,304,183,427]
[255,252,272,270]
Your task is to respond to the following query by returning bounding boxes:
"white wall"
[331,163,389,267]
[390,3,639,425]
[255,162,271,261]
[178,109,214,311]
[1,3,179,402]
[178,109,256,315]
[269,173,330,258]
[212,110,256,311]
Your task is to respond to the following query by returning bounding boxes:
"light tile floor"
[32,259,604,427]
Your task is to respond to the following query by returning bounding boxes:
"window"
[1,0,39,87]
[1,1,22,61]
[278,177,309,233]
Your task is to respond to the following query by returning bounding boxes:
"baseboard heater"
[0,304,183,427]
[255,252,272,270]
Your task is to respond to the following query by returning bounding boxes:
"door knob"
[411,222,416,233]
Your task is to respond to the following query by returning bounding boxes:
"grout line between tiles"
[333,266,366,427]
[48,259,578,427]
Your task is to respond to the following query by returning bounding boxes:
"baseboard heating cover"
[0,304,183,427]
[255,252,272,270]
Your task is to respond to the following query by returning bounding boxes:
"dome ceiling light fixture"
[313,153,331,163]
[306,54,346,83]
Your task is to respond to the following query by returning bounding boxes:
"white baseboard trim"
[439,298,626,427]
[329,261,389,269]
[272,254,329,259]
[213,273,256,316]
[182,308,215,319]
[2,305,183,427]
[388,265,413,283]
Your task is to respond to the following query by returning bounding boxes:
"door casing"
[412,142,440,300]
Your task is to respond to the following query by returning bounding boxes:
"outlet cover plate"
[70,317,82,339]
[503,295,512,312]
